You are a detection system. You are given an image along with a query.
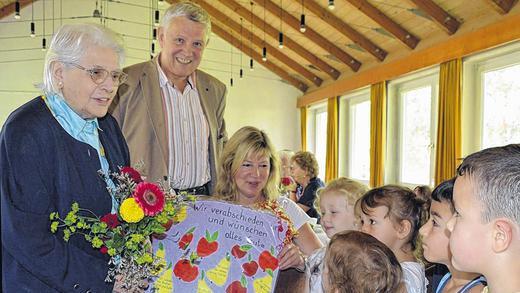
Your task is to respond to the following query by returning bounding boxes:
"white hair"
[278,149,295,162]
[40,23,125,95]
[161,1,211,43]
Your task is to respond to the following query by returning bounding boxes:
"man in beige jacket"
[110,1,227,195]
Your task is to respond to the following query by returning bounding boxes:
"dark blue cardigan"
[1,97,130,293]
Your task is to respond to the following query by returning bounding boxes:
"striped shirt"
[157,63,210,189]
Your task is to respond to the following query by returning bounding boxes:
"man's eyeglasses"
[65,62,128,85]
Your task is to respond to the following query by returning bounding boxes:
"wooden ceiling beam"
[256,0,361,71]
[0,0,33,20]
[346,0,419,49]
[188,0,322,86]
[487,0,518,14]
[212,25,309,92]
[298,12,520,107]
[303,0,387,61]
[210,0,341,79]
[408,0,461,35]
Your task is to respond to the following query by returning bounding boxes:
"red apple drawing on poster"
[258,247,279,273]
[231,244,252,259]
[173,259,199,283]
[242,260,259,277]
[196,230,219,257]
[226,276,247,293]
[178,226,196,250]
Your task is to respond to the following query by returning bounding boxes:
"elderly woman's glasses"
[65,62,127,85]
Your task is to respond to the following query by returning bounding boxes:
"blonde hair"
[325,230,405,293]
[291,151,319,178]
[215,126,280,202]
[315,177,368,214]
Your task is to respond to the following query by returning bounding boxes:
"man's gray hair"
[161,1,211,43]
[457,144,520,226]
[40,23,125,95]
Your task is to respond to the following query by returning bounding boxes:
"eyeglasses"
[65,62,128,85]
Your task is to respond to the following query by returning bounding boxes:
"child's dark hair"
[431,178,456,213]
[413,185,432,200]
[325,230,405,293]
[360,185,429,251]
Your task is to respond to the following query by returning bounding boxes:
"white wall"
[201,36,301,150]
[0,0,301,151]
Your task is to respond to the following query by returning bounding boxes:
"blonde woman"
[290,151,324,220]
[216,126,322,271]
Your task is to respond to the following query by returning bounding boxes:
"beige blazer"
[110,57,227,193]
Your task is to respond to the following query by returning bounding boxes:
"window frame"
[462,41,520,156]
[338,88,371,184]
[387,68,439,187]
[308,103,328,181]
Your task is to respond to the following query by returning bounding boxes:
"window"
[339,89,371,183]
[308,105,327,181]
[400,86,434,185]
[481,64,520,148]
[350,100,371,181]
[463,42,520,155]
[387,70,439,186]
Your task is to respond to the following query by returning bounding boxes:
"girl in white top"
[359,185,430,293]
[306,177,369,293]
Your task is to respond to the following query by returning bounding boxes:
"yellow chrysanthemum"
[120,197,145,223]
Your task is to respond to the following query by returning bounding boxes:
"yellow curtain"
[370,82,387,188]
[325,97,339,182]
[300,107,307,151]
[435,59,462,186]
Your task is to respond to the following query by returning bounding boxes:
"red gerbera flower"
[281,176,292,186]
[100,213,120,229]
[121,166,143,183]
[100,246,108,254]
[133,182,165,216]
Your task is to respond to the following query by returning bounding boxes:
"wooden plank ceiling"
[167,0,520,92]
[2,0,518,92]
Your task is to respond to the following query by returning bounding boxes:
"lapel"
[195,70,216,141]
[140,58,169,166]
[196,70,220,192]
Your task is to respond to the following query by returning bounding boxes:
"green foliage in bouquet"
[49,167,194,289]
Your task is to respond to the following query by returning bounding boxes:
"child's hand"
[277,243,305,272]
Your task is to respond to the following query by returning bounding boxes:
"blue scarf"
[43,93,118,213]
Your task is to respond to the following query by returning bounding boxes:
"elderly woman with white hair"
[1,23,129,292]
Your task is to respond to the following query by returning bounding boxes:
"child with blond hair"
[447,144,520,293]
[322,230,406,293]
[359,185,429,293]
[419,178,486,293]
[306,177,368,293]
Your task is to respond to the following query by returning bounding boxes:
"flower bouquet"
[49,167,193,290]
[279,176,297,197]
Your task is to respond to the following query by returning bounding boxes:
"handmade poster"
[151,199,290,293]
